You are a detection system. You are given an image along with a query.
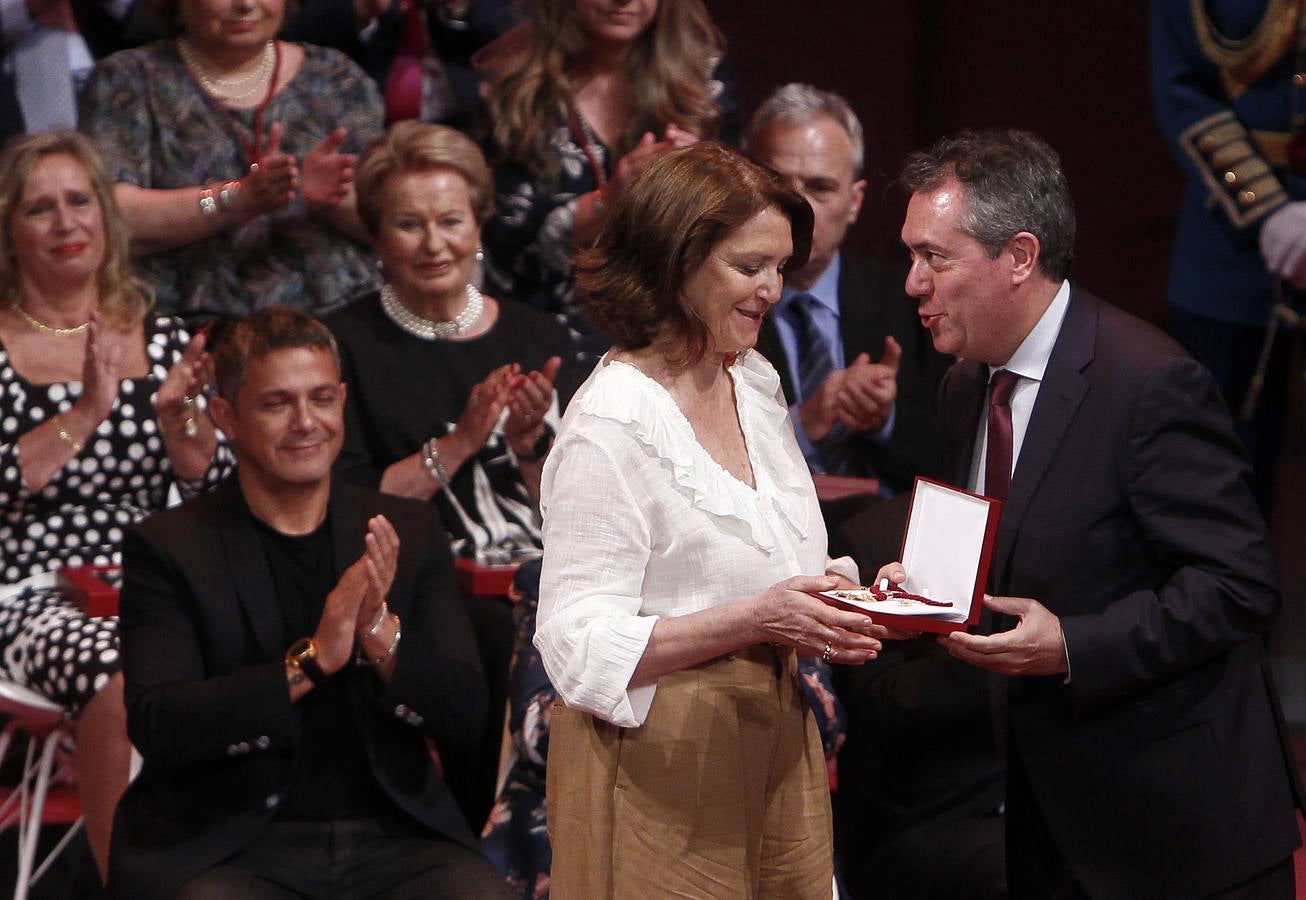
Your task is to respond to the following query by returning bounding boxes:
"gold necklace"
[14,305,90,337]
[178,39,275,104]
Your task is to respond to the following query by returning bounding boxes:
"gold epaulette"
[1190,0,1301,99]
[1180,110,1288,227]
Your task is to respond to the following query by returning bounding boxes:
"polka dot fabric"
[0,316,232,713]
[0,581,118,713]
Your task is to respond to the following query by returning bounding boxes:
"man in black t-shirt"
[111,307,513,899]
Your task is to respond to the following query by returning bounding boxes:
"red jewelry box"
[819,476,1002,634]
[58,565,122,617]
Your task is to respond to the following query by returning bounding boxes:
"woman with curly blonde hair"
[0,131,230,880]
[476,0,738,341]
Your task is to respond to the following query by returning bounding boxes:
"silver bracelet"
[422,437,450,487]
[218,180,242,213]
[368,615,401,665]
[198,187,218,218]
[362,602,388,640]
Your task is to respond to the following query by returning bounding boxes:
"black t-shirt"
[254,516,395,822]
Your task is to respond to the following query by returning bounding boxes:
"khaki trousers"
[546,644,833,899]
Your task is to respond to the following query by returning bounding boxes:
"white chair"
[0,679,81,900]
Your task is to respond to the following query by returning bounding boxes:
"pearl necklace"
[177,38,275,105]
[380,283,485,341]
[15,305,89,337]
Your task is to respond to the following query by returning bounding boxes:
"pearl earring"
[475,247,484,263]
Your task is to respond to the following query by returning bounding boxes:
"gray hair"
[900,128,1076,282]
[744,83,864,179]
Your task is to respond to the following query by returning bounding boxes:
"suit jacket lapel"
[216,479,283,659]
[992,289,1096,583]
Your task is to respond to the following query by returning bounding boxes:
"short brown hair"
[213,306,339,403]
[355,121,494,237]
[0,131,152,329]
[575,142,812,368]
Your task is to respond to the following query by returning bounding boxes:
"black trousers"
[175,818,514,900]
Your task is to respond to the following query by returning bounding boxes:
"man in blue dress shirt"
[748,83,952,496]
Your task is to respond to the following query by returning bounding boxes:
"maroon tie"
[984,370,1021,501]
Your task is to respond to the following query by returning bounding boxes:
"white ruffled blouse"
[535,350,857,727]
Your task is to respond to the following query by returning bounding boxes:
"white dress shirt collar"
[997,279,1072,384]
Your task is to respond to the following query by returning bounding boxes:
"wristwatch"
[514,423,555,463]
[285,637,327,685]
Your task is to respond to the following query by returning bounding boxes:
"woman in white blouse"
[534,142,889,898]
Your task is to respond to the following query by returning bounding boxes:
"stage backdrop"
[709,1,1181,325]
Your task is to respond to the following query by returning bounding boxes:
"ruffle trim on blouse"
[575,353,813,552]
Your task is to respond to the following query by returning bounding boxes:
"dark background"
[709,1,1180,325]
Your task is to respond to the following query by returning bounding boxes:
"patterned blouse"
[0,316,233,583]
[481,66,740,337]
[79,41,384,322]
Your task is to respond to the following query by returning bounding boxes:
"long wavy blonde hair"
[0,132,152,329]
[479,0,724,178]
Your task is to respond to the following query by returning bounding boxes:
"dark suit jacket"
[0,56,20,145]
[755,255,952,493]
[108,478,487,900]
[938,286,1304,899]
[833,639,1005,900]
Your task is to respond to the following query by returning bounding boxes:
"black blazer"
[0,54,21,145]
[755,255,952,493]
[109,478,487,900]
[939,287,1304,899]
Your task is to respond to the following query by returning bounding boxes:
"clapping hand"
[76,314,124,424]
[455,363,517,453]
[504,356,561,456]
[155,330,212,439]
[236,122,297,221]
[607,124,701,206]
[837,336,900,434]
[315,556,371,675]
[302,128,356,209]
[355,515,400,639]
[797,369,847,443]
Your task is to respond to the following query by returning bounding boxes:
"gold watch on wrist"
[285,637,327,685]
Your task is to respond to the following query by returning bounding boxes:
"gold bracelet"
[52,415,83,453]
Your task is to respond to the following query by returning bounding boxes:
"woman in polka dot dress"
[0,132,231,880]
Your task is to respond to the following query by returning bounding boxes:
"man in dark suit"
[891,128,1303,899]
[747,83,952,495]
[111,307,512,899]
